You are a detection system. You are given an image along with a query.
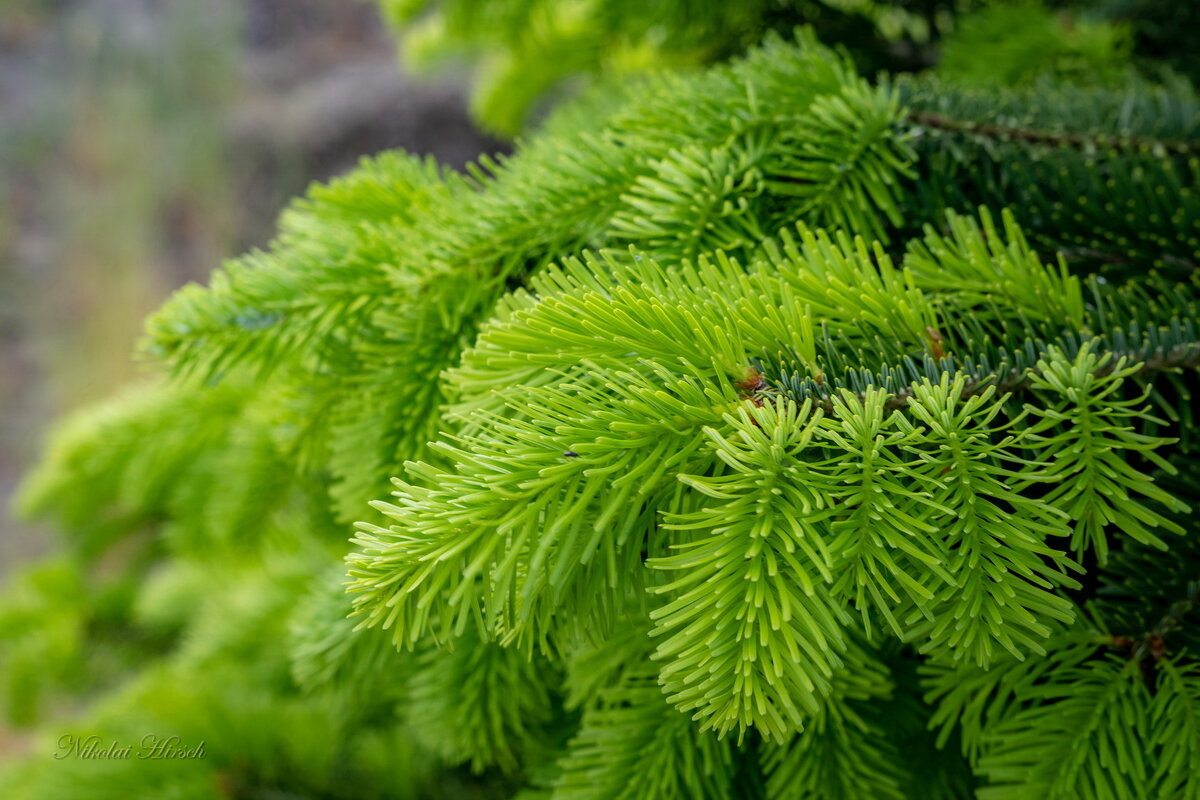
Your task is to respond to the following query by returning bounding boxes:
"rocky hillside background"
[0,0,500,576]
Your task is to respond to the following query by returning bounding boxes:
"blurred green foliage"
[938,1,1133,87]
[380,0,1200,136]
[379,0,974,135]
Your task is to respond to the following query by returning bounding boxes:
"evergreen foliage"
[377,0,953,135]
[3,3,1199,799]
[936,1,1134,89]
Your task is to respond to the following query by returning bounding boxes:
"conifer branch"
[761,337,1200,417]
[906,110,1198,155]
[9,20,1200,800]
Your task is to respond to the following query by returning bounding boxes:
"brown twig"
[907,111,1198,156]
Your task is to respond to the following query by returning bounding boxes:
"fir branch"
[975,656,1153,799]
[552,666,736,800]
[406,627,560,775]
[762,330,1200,417]
[906,110,1199,155]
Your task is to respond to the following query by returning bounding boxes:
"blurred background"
[0,0,499,581]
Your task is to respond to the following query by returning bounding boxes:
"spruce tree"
[2,2,1199,798]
